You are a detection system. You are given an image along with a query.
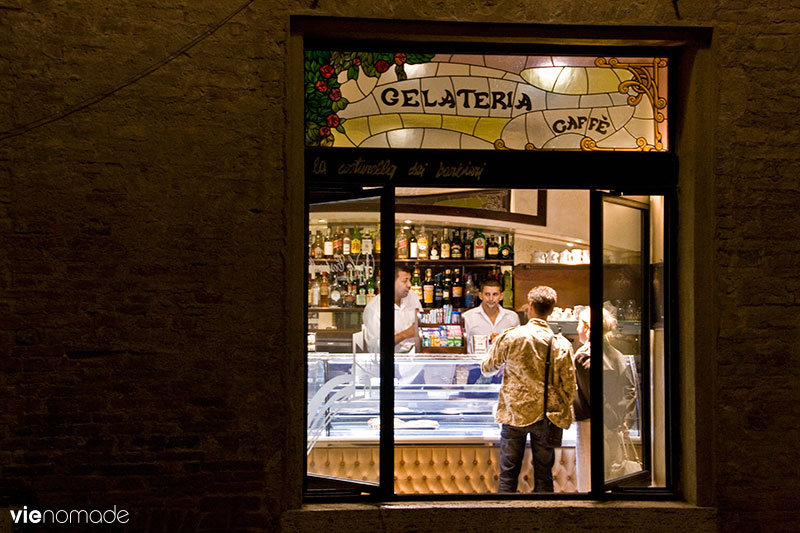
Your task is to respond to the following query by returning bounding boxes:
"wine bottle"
[319,272,330,307]
[323,228,334,258]
[409,226,418,259]
[463,231,472,259]
[451,268,463,308]
[343,227,351,256]
[362,229,373,255]
[433,273,444,308]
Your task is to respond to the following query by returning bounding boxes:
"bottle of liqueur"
[366,269,377,305]
[442,269,452,306]
[451,268,463,308]
[343,227,352,256]
[463,231,473,259]
[396,227,409,259]
[502,269,514,309]
[310,274,321,307]
[323,228,334,258]
[411,266,423,300]
[351,226,362,255]
[319,272,330,307]
[312,231,324,259]
[433,273,444,308]
[409,226,418,259]
[417,226,429,260]
[487,234,499,259]
[463,274,476,308]
[329,275,343,307]
[422,268,435,308]
[499,234,513,260]
[429,232,440,260]
[472,228,486,259]
[375,224,381,254]
[356,274,367,307]
[362,229,373,255]
[440,229,451,259]
[343,271,357,307]
[451,230,463,259]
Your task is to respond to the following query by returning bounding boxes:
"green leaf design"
[332,99,346,113]
[347,66,359,80]
[406,53,435,64]
[336,125,346,134]
[395,64,407,81]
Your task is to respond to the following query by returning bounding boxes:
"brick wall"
[0,1,798,532]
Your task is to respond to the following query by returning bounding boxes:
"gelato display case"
[307,351,579,493]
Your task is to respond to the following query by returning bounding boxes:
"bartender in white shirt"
[363,265,423,384]
[363,265,421,354]
[463,279,520,354]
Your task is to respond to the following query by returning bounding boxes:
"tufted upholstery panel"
[308,445,578,493]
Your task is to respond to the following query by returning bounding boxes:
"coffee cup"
[547,250,559,263]
[532,250,547,263]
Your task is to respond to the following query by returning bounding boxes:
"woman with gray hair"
[572,307,638,492]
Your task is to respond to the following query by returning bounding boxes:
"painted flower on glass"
[304,50,434,147]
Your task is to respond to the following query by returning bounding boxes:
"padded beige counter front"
[309,445,578,493]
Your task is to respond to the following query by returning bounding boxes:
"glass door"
[591,192,666,492]
[305,186,384,495]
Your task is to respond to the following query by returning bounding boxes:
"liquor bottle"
[417,226,429,260]
[502,269,514,309]
[343,227,352,256]
[451,268,463,308]
[451,230,463,259]
[329,276,343,307]
[464,274,477,308]
[366,270,377,305]
[422,268,435,308]
[396,226,409,259]
[323,228,334,258]
[433,273,444,308]
[499,233,513,260]
[442,269,452,306]
[487,234,499,259]
[375,224,381,254]
[429,232,440,260]
[333,226,343,256]
[356,274,367,307]
[440,229,451,259]
[351,227,362,255]
[343,271,356,307]
[362,229,373,255]
[463,231,473,260]
[311,274,321,307]
[319,272,330,307]
[411,266,423,300]
[473,228,486,259]
[409,226,418,259]
[313,231,324,259]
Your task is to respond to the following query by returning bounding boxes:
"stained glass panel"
[304,51,668,151]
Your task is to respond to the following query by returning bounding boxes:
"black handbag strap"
[543,335,554,420]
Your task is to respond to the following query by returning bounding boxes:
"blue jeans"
[499,421,556,493]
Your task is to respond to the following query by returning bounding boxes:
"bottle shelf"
[397,258,513,265]
[309,306,367,312]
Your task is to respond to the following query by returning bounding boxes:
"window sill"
[282,500,716,531]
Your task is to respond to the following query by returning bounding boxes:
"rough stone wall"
[0,1,798,532]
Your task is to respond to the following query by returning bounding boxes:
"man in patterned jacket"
[481,285,576,493]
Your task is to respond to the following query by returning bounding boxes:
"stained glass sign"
[305,52,668,151]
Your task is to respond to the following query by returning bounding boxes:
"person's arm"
[556,337,577,403]
[574,347,591,401]
[394,324,415,347]
[363,301,380,353]
[481,330,507,375]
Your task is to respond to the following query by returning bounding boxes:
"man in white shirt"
[363,265,423,384]
[363,265,421,354]
[463,279,520,354]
